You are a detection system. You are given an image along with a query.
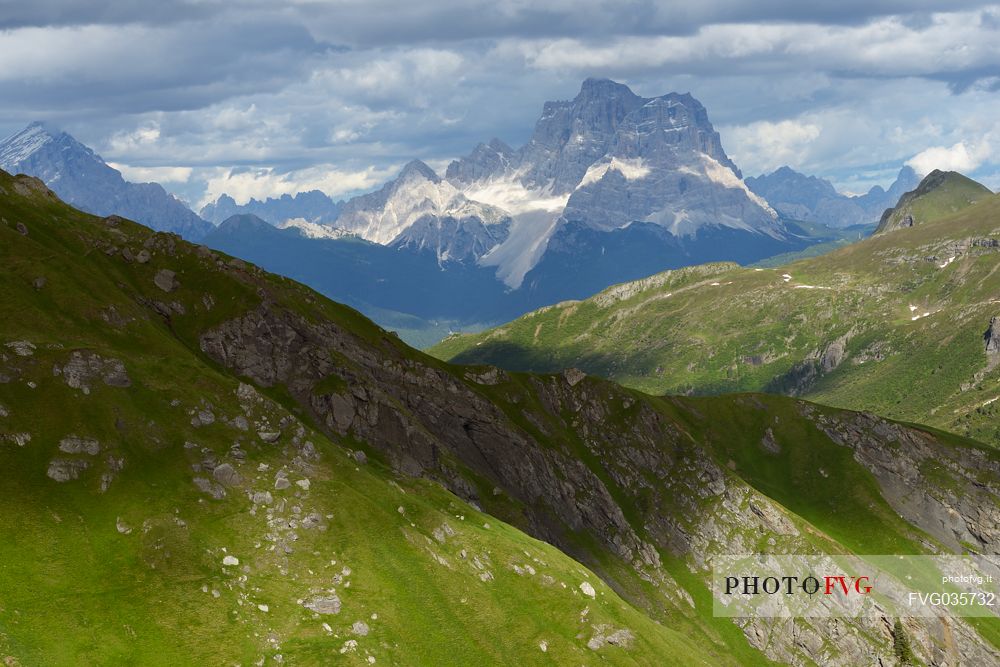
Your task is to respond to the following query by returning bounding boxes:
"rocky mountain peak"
[608,92,741,176]
[0,121,86,172]
[519,79,647,193]
[445,139,514,183]
[886,165,918,197]
[745,166,841,207]
[746,164,924,228]
[0,122,212,240]
[486,137,513,153]
[576,77,640,102]
[333,158,511,253]
[397,159,440,184]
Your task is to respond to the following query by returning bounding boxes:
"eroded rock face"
[212,463,241,487]
[985,317,999,354]
[6,340,36,357]
[193,477,225,499]
[59,436,101,455]
[812,409,1000,555]
[200,305,660,571]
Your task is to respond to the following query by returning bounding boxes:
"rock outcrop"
[57,351,131,392]
[985,316,999,354]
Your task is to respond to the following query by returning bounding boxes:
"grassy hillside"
[0,173,717,666]
[4,170,1000,665]
[433,172,1000,445]
[875,169,993,233]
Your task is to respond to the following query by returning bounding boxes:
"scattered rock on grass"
[59,435,101,455]
[302,594,341,615]
[212,462,242,487]
[154,269,178,293]
[47,459,90,482]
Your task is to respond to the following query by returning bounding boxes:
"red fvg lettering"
[823,576,871,595]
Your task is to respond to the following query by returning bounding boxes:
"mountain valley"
[434,170,1000,447]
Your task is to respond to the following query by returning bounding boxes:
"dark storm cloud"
[0,17,333,115]
[0,0,223,28]
[4,0,992,38]
[296,0,994,46]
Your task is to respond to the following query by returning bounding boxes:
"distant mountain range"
[746,165,919,228]
[1,81,925,345]
[204,79,843,342]
[200,189,343,228]
[0,122,212,239]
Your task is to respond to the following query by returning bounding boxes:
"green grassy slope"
[875,169,993,233]
[433,172,1000,445]
[0,173,718,666]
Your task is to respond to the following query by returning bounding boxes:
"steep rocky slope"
[3,170,999,665]
[434,171,1000,447]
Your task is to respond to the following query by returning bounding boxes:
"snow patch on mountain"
[278,218,356,240]
[460,174,570,288]
[462,174,569,216]
[696,155,777,217]
[479,208,564,289]
[335,165,491,245]
[578,158,651,189]
[0,123,56,169]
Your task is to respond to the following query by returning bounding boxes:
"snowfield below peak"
[461,173,570,288]
[577,157,651,189]
[278,218,357,240]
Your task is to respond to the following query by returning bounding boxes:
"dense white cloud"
[723,120,822,175]
[314,49,466,109]
[108,163,193,184]
[107,123,162,153]
[199,165,399,208]
[907,142,992,174]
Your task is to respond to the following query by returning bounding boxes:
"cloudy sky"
[2,0,1000,207]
